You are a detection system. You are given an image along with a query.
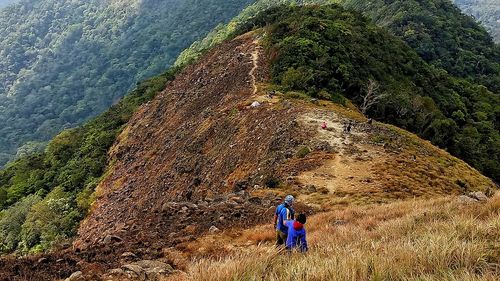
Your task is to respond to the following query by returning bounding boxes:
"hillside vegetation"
[0,68,179,253]
[178,1,500,183]
[178,0,500,93]
[454,0,500,42]
[179,194,500,281]
[238,5,499,182]
[344,0,500,92]
[0,0,255,166]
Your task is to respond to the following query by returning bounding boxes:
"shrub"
[19,187,80,252]
[264,176,280,189]
[296,146,312,158]
[0,195,40,253]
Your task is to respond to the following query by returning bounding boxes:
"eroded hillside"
[0,30,497,280]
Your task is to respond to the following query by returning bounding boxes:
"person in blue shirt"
[274,195,295,246]
[285,213,308,252]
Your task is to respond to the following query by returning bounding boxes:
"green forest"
[179,0,499,180]
[454,0,500,42]
[0,0,255,166]
[0,67,178,253]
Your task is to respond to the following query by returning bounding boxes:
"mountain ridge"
[0,3,498,280]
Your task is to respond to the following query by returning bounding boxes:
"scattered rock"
[229,196,244,204]
[313,141,335,153]
[37,257,48,264]
[122,264,145,276]
[458,195,478,204]
[103,235,122,244]
[282,100,292,108]
[161,202,178,212]
[469,191,488,202]
[108,268,125,275]
[306,185,317,193]
[121,252,137,260]
[184,225,197,234]
[120,260,173,280]
[64,271,83,281]
[248,196,262,204]
[250,101,261,108]
[333,220,347,226]
[209,225,220,233]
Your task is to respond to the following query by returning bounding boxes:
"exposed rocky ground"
[0,32,496,281]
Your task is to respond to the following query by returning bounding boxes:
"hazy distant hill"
[454,0,500,42]
[0,0,17,7]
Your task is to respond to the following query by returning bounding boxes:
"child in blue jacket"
[285,213,308,252]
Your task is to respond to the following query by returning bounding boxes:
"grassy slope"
[158,92,498,280]
[172,193,500,281]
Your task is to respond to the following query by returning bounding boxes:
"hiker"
[344,121,352,133]
[274,195,295,247]
[285,213,308,252]
[321,121,327,129]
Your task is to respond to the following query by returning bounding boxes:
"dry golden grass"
[175,193,500,281]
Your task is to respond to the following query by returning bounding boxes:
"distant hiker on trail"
[285,213,308,252]
[274,195,295,247]
[321,121,327,130]
[344,121,352,134]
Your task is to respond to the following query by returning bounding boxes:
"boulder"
[469,191,488,202]
[250,101,261,108]
[121,252,137,260]
[209,225,220,233]
[107,268,125,275]
[458,195,478,204]
[306,185,317,193]
[103,235,122,244]
[122,264,143,274]
[64,271,83,281]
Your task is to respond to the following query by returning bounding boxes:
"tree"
[360,79,386,115]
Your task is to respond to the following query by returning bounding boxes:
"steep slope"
[179,3,500,182]
[69,31,493,278]
[0,0,255,166]
[0,4,497,280]
[454,0,500,42]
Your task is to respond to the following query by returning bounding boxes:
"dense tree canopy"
[344,0,500,92]
[0,67,179,254]
[0,0,255,167]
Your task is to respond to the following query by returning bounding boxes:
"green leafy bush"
[0,195,40,253]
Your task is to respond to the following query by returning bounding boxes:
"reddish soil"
[2,32,495,281]
[0,33,317,281]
